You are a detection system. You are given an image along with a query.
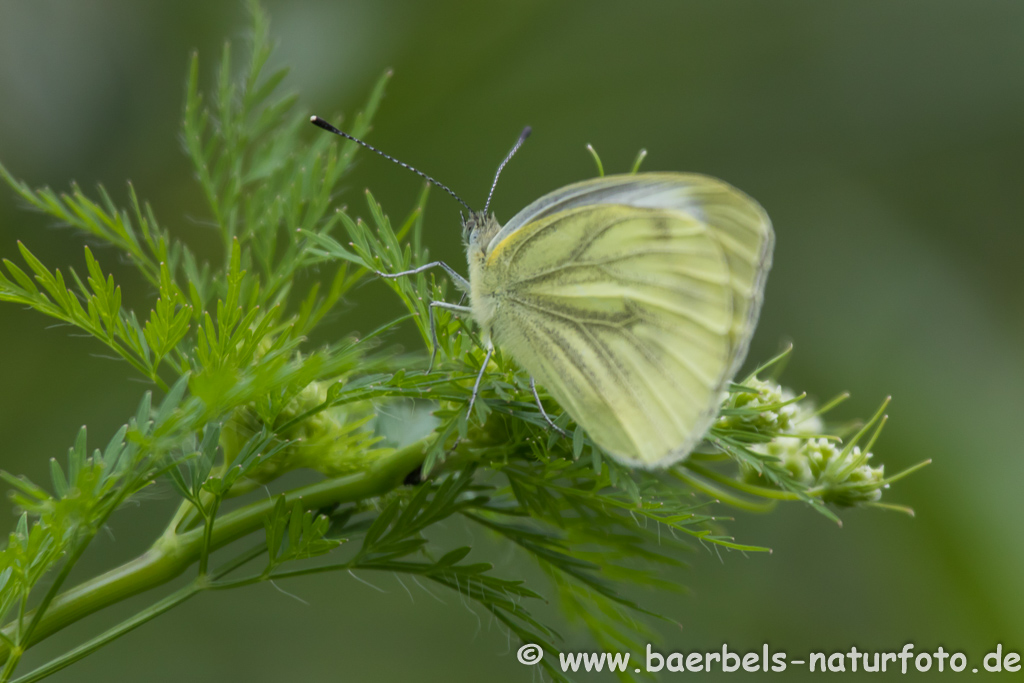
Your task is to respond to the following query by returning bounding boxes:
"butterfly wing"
[476,173,772,467]
[492,173,774,377]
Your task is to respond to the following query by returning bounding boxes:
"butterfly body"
[463,211,502,340]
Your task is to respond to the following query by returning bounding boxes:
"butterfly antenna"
[310,116,473,214]
[484,126,531,215]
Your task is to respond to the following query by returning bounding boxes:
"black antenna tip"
[522,126,532,139]
[309,113,474,214]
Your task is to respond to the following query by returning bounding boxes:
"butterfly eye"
[461,213,482,240]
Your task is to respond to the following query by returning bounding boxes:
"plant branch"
[8,582,202,683]
[0,438,428,666]
[8,539,269,683]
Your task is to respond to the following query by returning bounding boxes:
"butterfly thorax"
[463,211,504,345]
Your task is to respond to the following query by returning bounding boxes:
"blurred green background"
[1,1,1022,680]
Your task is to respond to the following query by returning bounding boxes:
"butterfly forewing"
[492,173,773,375]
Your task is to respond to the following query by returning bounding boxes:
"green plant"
[0,4,925,681]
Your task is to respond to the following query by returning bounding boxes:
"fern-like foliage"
[0,3,926,682]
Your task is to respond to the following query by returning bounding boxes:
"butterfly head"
[462,210,502,250]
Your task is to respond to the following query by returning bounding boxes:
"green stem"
[0,647,17,682]
[212,559,355,590]
[9,583,202,683]
[0,439,427,667]
[682,462,804,501]
[670,468,777,513]
[197,498,221,577]
[9,541,268,683]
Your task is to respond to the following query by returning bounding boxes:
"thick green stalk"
[0,440,426,666]
[10,582,203,683]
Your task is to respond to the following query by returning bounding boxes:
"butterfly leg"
[427,301,473,372]
[530,377,568,437]
[467,343,494,417]
[376,261,470,292]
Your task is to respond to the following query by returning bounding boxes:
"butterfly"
[311,116,773,468]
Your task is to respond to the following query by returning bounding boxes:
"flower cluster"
[719,378,888,507]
